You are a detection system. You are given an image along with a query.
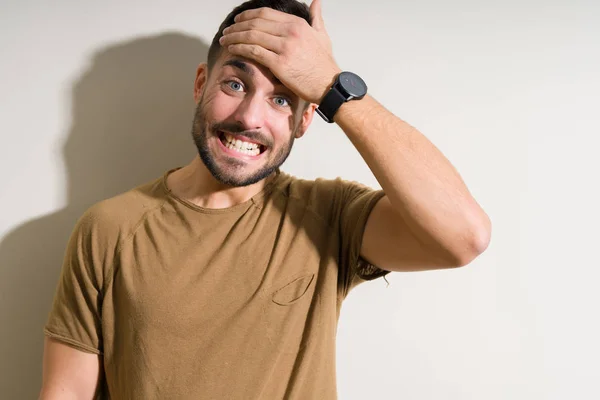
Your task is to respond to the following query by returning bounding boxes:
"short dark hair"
[207,0,311,72]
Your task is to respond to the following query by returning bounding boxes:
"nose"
[233,94,267,131]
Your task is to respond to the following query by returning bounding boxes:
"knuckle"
[258,8,269,18]
[246,30,258,41]
[288,24,300,38]
[250,46,261,57]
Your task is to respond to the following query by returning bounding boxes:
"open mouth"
[218,131,267,157]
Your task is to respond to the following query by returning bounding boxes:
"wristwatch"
[316,71,368,123]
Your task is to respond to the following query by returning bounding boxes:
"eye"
[226,80,244,92]
[273,96,290,107]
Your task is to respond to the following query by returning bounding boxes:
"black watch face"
[338,71,367,98]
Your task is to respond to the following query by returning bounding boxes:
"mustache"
[211,122,271,147]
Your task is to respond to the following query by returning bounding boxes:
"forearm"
[334,94,491,262]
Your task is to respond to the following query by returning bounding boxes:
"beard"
[190,100,296,187]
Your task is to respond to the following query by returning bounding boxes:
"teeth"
[223,133,260,152]
[226,142,260,156]
[222,132,261,156]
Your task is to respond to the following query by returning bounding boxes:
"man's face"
[191,52,314,187]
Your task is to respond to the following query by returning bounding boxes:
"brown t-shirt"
[44,168,390,399]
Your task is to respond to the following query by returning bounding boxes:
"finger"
[220,30,283,54]
[309,0,325,30]
[226,44,278,68]
[235,7,297,24]
[223,18,286,37]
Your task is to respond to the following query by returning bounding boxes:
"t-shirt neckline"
[161,167,283,214]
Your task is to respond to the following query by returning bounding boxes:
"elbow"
[454,215,492,267]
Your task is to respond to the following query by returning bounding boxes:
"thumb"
[309,0,325,30]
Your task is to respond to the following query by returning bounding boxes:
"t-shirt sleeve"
[44,208,108,355]
[335,178,391,299]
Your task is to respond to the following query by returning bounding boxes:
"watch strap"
[316,85,347,123]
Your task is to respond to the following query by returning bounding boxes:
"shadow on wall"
[0,32,207,398]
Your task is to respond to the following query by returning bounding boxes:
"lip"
[216,131,265,160]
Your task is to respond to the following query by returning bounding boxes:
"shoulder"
[272,171,377,223]
[73,173,168,249]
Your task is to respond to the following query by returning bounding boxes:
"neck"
[166,156,276,209]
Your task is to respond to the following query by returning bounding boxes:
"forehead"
[215,52,283,86]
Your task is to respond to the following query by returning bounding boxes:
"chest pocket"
[259,271,321,355]
[272,273,315,305]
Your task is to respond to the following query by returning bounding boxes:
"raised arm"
[219,2,491,270]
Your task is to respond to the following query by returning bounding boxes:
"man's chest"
[105,210,339,354]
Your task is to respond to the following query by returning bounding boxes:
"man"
[39,0,491,398]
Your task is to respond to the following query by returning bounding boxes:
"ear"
[295,102,318,139]
[193,63,209,103]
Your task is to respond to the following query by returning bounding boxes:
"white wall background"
[1,0,598,398]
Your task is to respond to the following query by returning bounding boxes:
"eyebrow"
[222,58,283,86]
